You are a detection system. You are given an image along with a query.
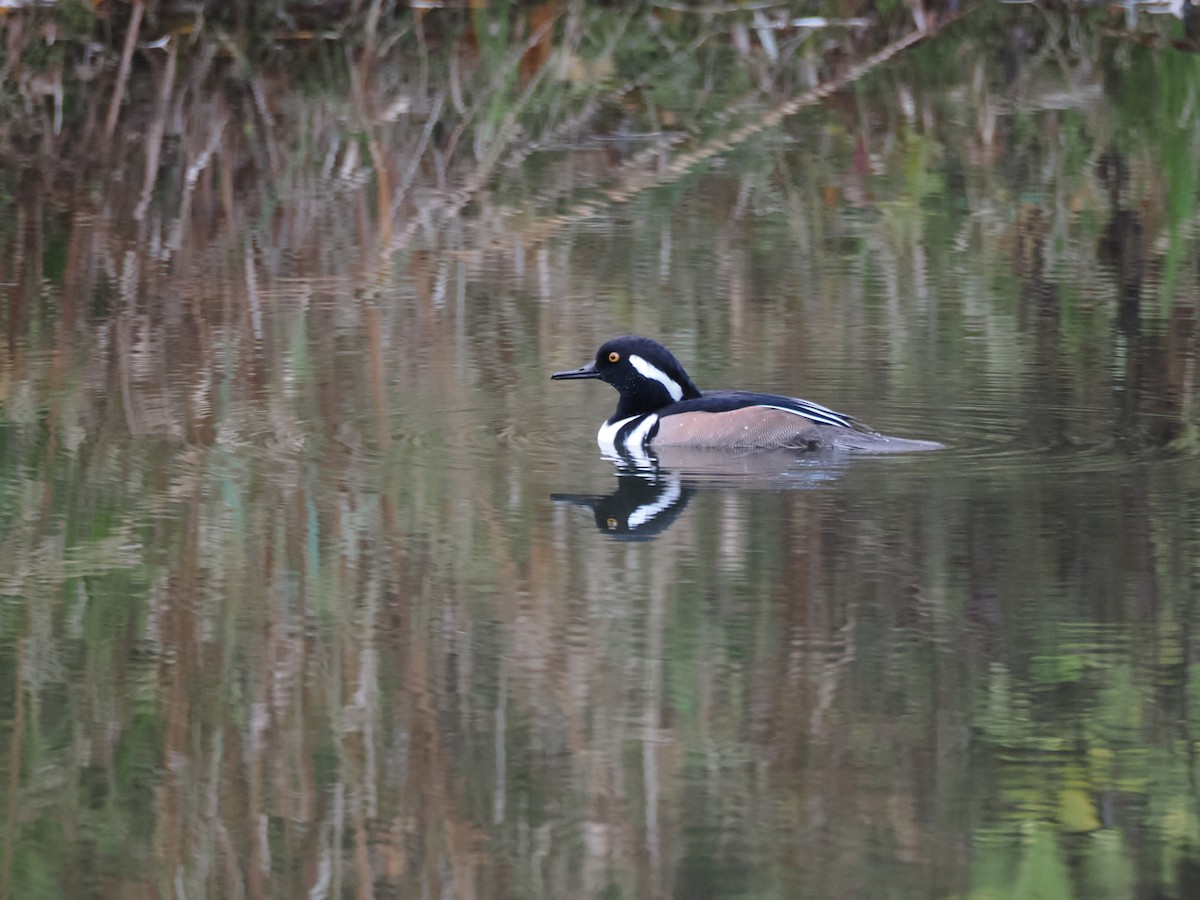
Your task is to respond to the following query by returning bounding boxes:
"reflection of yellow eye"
[608,351,620,363]
[606,517,619,529]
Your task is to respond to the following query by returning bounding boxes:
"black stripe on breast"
[598,413,660,453]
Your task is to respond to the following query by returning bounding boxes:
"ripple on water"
[874,401,1182,480]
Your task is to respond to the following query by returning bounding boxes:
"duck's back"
[652,390,942,452]
[653,403,827,449]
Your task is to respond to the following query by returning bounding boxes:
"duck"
[551,335,943,454]
[553,472,693,540]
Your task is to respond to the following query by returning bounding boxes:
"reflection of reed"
[507,24,939,250]
[1,635,23,900]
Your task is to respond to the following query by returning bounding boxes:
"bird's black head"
[552,336,702,418]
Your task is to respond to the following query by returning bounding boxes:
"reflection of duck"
[552,336,942,454]
[617,445,851,486]
[553,471,693,541]
[554,447,854,540]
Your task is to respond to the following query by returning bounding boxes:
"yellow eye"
[606,517,619,529]
[608,351,620,363]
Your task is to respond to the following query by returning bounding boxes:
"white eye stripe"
[629,354,683,402]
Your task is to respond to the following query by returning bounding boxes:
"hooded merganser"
[551,336,944,453]
[553,472,692,540]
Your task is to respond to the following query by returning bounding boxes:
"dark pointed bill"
[551,362,599,380]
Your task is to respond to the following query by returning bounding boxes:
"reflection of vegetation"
[1108,44,1200,310]
[1,2,1200,899]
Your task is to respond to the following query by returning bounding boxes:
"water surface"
[2,4,1200,899]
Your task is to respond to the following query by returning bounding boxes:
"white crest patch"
[629,354,684,402]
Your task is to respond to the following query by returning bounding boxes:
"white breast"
[597,416,637,454]
[596,414,659,454]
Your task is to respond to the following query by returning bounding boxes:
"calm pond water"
[3,4,1200,899]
